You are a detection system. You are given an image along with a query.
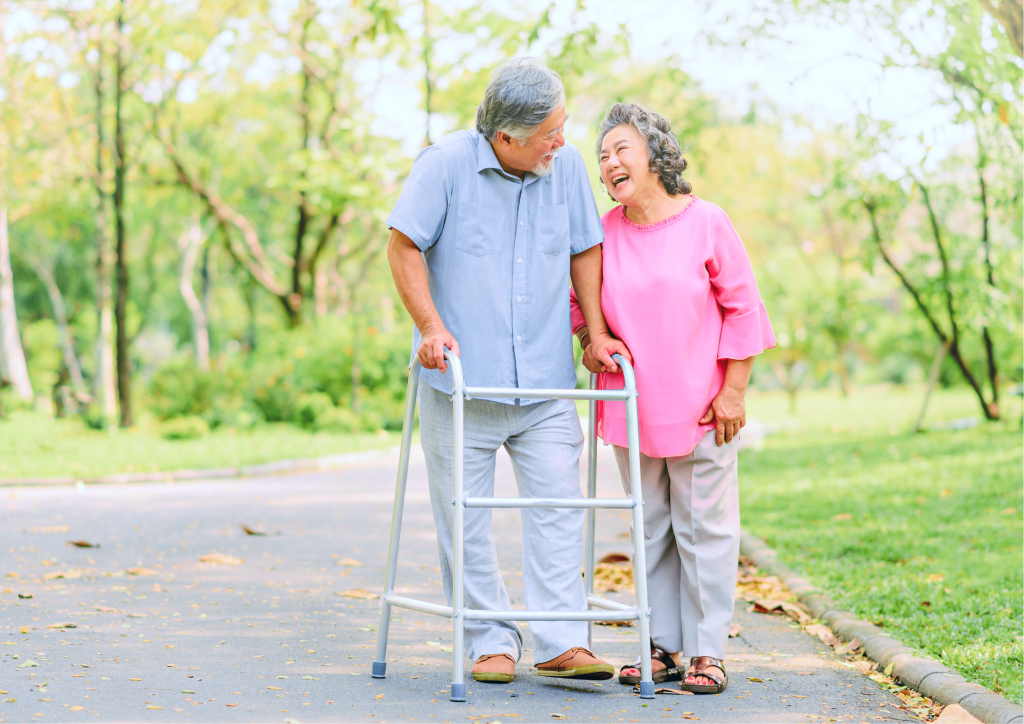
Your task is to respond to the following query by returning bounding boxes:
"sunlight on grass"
[741,385,1023,703]
[0,413,401,479]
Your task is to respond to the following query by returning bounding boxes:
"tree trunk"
[978,160,999,418]
[423,0,433,146]
[113,4,131,427]
[178,223,210,371]
[0,207,34,401]
[93,38,118,426]
[26,254,89,399]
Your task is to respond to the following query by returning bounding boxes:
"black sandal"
[617,644,680,685]
[681,656,728,694]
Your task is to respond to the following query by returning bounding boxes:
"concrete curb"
[740,530,1023,724]
[0,447,403,487]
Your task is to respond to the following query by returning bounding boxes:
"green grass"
[741,385,1024,704]
[0,411,401,479]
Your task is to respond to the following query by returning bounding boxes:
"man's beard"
[531,151,559,177]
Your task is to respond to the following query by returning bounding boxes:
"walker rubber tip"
[450,682,466,702]
[371,661,387,678]
[639,680,655,699]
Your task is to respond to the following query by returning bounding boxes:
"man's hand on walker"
[583,332,632,374]
[418,324,460,374]
[698,385,746,447]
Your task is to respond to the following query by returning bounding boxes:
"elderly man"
[386,57,630,684]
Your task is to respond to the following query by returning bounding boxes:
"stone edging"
[740,530,1023,724]
[0,447,404,487]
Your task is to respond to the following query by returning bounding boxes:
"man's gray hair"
[476,57,564,144]
[596,103,692,196]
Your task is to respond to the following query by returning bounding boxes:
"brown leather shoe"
[472,653,516,683]
[535,647,614,680]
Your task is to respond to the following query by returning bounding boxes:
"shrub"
[293,392,334,430]
[159,415,210,440]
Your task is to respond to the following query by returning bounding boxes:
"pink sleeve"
[707,210,777,360]
[569,286,588,335]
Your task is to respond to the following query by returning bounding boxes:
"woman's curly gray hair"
[596,103,692,196]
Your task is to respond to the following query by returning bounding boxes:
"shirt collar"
[476,132,505,174]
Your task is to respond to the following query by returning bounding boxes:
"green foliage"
[158,415,210,440]
[21,319,62,394]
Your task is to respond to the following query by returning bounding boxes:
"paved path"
[0,442,916,723]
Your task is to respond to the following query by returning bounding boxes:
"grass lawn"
[741,384,1023,704]
[0,411,402,479]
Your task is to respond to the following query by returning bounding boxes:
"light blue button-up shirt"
[387,130,604,404]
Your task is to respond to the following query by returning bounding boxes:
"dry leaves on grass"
[335,588,378,599]
[200,553,244,565]
[592,553,634,593]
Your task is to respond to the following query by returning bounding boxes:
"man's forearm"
[386,228,444,332]
[569,245,611,338]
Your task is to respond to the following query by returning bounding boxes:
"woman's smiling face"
[599,124,657,206]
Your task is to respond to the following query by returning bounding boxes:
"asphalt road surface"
[1,439,915,723]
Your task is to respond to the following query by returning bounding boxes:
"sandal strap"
[689,656,726,684]
[651,645,675,668]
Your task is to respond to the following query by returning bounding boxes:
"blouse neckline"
[618,196,699,232]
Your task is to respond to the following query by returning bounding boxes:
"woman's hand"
[699,385,746,446]
[582,332,633,374]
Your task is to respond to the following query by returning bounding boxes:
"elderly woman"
[570,103,776,694]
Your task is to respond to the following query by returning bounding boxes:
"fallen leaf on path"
[336,558,363,567]
[239,525,267,536]
[301,676,319,680]
[374,694,384,700]
[654,688,693,695]
[551,715,568,720]
[126,567,157,576]
[804,623,838,646]
[792,695,806,698]
[200,553,243,565]
[18,660,39,667]
[181,690,195,694]
[69,706,84,711]
[267,687,283,690]
[19,626,30,633]
[728,623,742,637]
[834,637,862,655]
[335,588,378,599]
[883,662,894,676]
[67,540,99,548]
[92,606,119,613]
[595,619,633,626]
[45,622,77,629]
[146,705,162,710]
[44,569,82,580]
[127,613,147,618]
[746,677,763,682]
[1,698,15,703]
[18,593,33,599]
[852,661,874,674]
[130,679,142,682]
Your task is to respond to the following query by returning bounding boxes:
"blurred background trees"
[0,0,1020,437]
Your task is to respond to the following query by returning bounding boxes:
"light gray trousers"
[612,430,740,659]
[418,383,589,664]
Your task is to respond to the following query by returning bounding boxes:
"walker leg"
[450,366,467,702]
[585,373,598,651]
[373,366,421,678]
[624,376,655,699]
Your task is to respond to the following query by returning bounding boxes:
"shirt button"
[517,258,523,263]
[519,221,524,226]
[517,335,521,341]
[517,296,521,302]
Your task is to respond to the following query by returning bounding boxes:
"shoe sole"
[472,672,514,683]
[535,664,615,680]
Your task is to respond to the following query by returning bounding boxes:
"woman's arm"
[699,356,754,446]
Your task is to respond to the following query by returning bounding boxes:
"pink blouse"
[570,198,776,458]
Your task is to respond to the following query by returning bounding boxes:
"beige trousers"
[612,430,740,659]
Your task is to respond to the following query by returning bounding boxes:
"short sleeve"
[386,145,450,251]
[564,147,604,255]
[707,209,777,360]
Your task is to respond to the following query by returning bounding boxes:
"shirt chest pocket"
[455,202,504,256]
[532,203,569,255]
